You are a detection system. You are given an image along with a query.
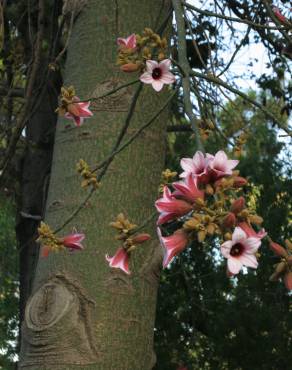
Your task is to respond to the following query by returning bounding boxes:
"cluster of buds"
[76,159,99,189]
[269,239,292,291]
[106,213,151,274]
[37,222,85,257]
[117,30,175,92]
[159,168,178,193]
[233,131,249,157]
[198,119,215,141]
[56,86,93,126]
[117,28,167,72]
[156,150,266,275]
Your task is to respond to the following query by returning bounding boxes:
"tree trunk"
[19,1,171,369]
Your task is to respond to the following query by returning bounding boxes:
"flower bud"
[205,184,214,195]
[120,63,140,72]
[224,232,232,240]
[233,176,247,188]
[285,239,292,251]
[223,212,236,228]
[269,241,288,258]
[231,197,245,214]
[284,271,292,291]
[67,102,80,116]
[131,233,151,244]
[269,261,287,281]
[249,215,263,225]
[198,230,206,242]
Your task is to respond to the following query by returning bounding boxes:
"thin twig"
[190,70,292,136]
[172,0,204,152]
[183,1,288,30]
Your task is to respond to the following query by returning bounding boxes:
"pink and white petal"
[220,241,233,258]
[232,227,247,244]
[140,72,153,84]
[243,237,261,253]
[160,72,175,84]
[227,257,242,274]
[64,112,73,120]
[157,212,176,225]
[227,159,239,170]
[117,37,126,46]
[240,254,258,269]
[180,158,195,173]
[146,60,158,72]
[159,59,171,71]
[74,116,82,126]
[152,80,164,92]
[126,34,136,48]
[193,151,205,168]
[214,150,227,166]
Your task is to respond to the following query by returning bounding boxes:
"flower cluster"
[105,213,151,274]
[117,29,175,91]
[56,86,93,126]
[37,222,85,257]
[269,239,292,291]
[117,28,167,72]
[76,159,99,189]
[156,150,266,276]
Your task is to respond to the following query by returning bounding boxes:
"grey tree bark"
[19,1,172,369]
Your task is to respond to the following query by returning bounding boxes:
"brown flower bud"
[67,102,80,116]
[284,271,292,291]
[198,230,206,243]
[233,176,247,188]
[205,184,214,195]
[249,215,263,225]
[120,63,140,72]
[223,212,236,228]
[269,241,288,258]
[224,232,232,240]
[206,223,216,235]
[231,197,245,214]
[131,233,151,244]
[285,239,292,251]
[269,261,287,281]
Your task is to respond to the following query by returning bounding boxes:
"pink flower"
[157,228,188,267]
[238,222,267,240]
[208,150,238,180]
[155,186,193,225]
[180,151,211,183]
[117,34,136,49]
[140,59,175,92]
[64,96,93,126]
[62,233,85,251]
[173,173,204,203]
[221,227,261,275]
[106,247,130,274]
[272,7,288,23]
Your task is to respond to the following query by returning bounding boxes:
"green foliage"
[0,195,18,369]
[154,93,292,370]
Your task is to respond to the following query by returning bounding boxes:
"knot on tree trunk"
[19,273,98,368]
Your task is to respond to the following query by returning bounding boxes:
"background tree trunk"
[19,0,172,369]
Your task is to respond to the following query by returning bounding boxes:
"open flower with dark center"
[140,59,175,91]
[221,227,261,275]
